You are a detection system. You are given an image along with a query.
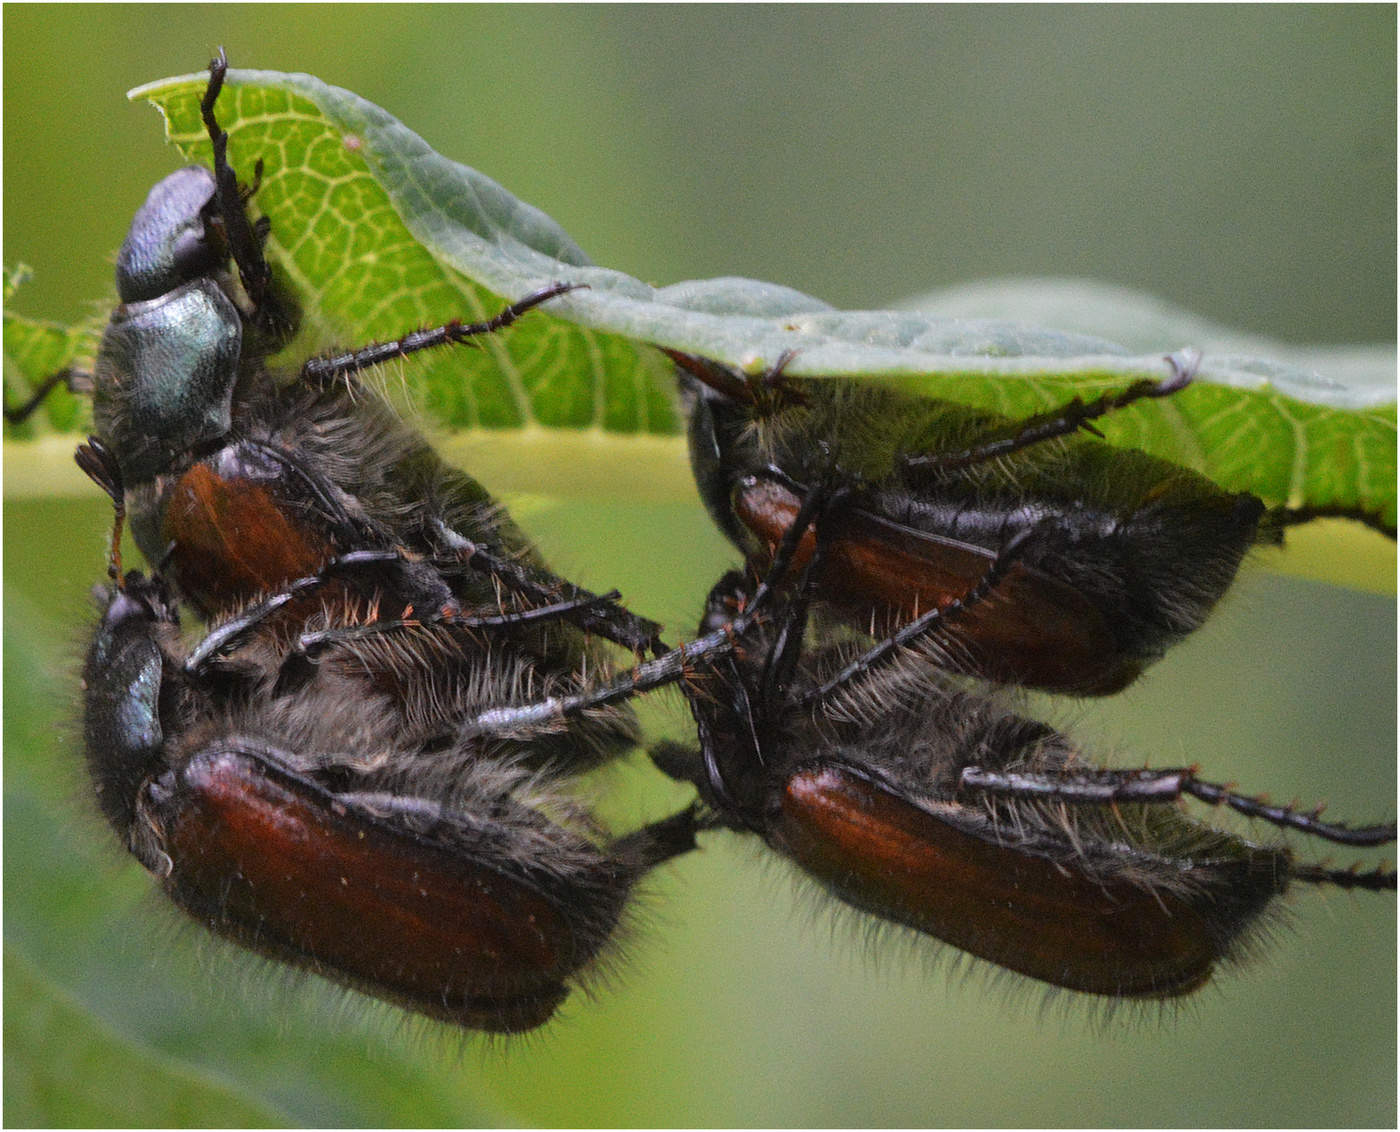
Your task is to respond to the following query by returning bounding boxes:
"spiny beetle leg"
[799,519,1045,708]
[293,589,629,660]
[180,548,443,675]
[3,366,86,426]
[201,49,275,324]
[300,282,587,388]
[904,350,1199,474]
[959,765,1399,847]
[430,518,664,656]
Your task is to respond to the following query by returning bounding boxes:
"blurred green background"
[5,5,1395,1127]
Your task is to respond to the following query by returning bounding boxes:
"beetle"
[6,51,660,668]
[537,490,1396,999]
[650,546,1396,1000]
[674,349,1393,695]
[7,50,671,787]
[83,561,700,1033]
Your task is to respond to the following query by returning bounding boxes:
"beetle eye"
[169,224,223,286]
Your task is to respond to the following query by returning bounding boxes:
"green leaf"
[3,948,291,1128]
[4,65,1394,541]
[133,68,678,435]
[2,266,100,436]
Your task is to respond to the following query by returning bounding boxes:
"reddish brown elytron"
[773,764,1240,997]
[732,476,1131,693]
[160,462,337,613]
[154,749,608,1031]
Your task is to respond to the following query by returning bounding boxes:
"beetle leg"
[1265,504,1396,540]
[959,763,1398,849]
[756,481,844,715]
[904,350,1199,474]
[179,548,438,675]
[200,51,274,321]
[1288,862,1397,891]
[429,517,665,656]
[3,366,88,426]
[199,51,299,343]
[299,283,586,388]
[798,520,1045,707]
[607,803,711,870]
[292,588,630,659]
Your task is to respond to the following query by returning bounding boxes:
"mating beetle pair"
[655,362,1393,998]
[24,53,694,1032]
[7,53,1394,1031]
